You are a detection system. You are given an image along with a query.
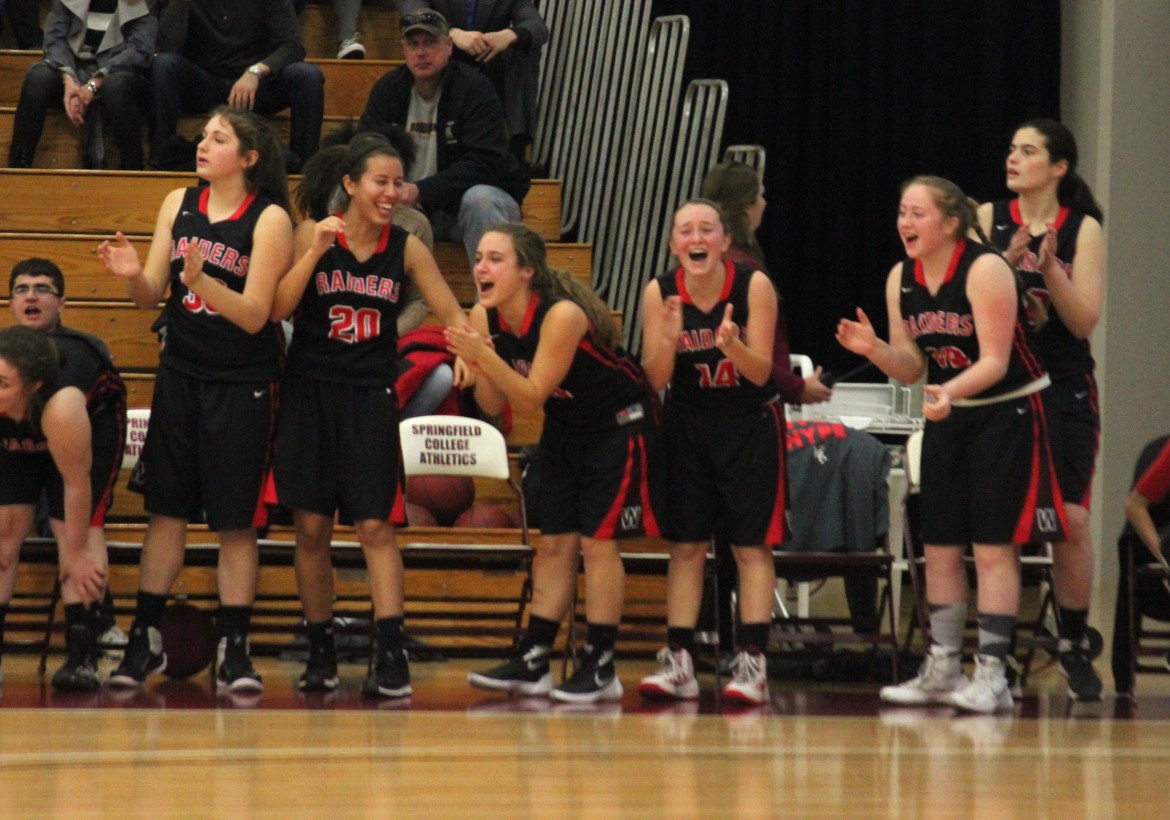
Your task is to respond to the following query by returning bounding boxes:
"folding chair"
[1112,434,1170,696]
[770,419,901,681]
[397,415,535,649]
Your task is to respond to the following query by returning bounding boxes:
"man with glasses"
[2,258,128,690]
[359,8,531,269]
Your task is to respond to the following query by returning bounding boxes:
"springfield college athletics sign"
[410,420,483,468]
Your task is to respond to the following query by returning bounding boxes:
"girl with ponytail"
[976,119,1107,702]
[447,221,662,705]
[97,107,294,695]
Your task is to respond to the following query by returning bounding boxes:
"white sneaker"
[950,654,1013,714]
[880,645,969,705]
[639,647,700,700]
[337,34,366,60]
[722,650,768,705]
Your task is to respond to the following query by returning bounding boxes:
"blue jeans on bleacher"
[148,53,325,169]
[429,184,523,270]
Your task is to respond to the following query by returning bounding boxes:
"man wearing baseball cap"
[359,8,531,269]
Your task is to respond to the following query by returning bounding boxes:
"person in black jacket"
[148,0,324,171]
[358,8,530,268]
[394,0,548,161]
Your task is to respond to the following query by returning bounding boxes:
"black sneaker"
[1058,637,1104,701]
[550,646,623,704]
[467,645,552,696]
[107,625,167,687]
[216,636,263,694]
[1004,655,1023,700]
[52,623,101,691]
[362,646,412,698]
[298,638,339,691]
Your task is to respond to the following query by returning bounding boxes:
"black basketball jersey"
[0,383,62,456]
[286,222,409,387]
[488,293,653,431]
[989,199,1094,380]
[50,324,127,418]
[161,186,285,381]
[899,240,1046,399]
[654,260,780,413]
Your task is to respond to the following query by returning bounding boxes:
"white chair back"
[398,415,511,481]
[123,408,150,469]
[786,354,815,421]
[904,429,924,493]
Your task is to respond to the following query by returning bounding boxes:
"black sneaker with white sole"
[298,639,339,691]
[1058,637,1103,701]
[550,646,623,704]
[216,636,263,694]
[51,623,101,691]
[362,646,412,698]
[468,645,553,696]
[108,625,167,687]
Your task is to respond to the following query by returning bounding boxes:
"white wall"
[1063,0,1170,584]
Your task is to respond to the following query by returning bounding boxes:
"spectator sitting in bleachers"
[359,8,530,269]
[148,0,324,172]
[7,0,157,170]
[394,0,548,163]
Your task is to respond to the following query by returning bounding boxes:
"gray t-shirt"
[406,87,441,182]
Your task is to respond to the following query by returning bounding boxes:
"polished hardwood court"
[2,647,1169,817]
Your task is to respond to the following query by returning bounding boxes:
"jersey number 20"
[328,305,382,343]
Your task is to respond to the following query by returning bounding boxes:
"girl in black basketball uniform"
[0,326,105,688]
[638,199,784,707]
[447,222,661,705]
[977,119,1107,701]
[270,137,465,699]
[837,176,1066,713]
[97,108,294,695]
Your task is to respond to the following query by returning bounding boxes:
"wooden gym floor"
[2,593,1170,819]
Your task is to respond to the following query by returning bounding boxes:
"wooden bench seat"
[0,168,563,240]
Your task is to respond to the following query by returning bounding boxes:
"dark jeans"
[0,0,44,49]
[148,53,325,168]
[8,63,149,169]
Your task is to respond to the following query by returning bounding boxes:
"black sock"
[586,623,619,658]
[738,622,770,655]
[305,619,334,650]
[64,602,87,629]
[520,614,560,652]
[218,604,252,642]
[134,591,169,630]
[376,616,405,653]
[667,626,696,655]
[1057,606,1089,645]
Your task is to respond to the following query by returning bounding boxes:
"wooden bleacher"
[0,5,673,659]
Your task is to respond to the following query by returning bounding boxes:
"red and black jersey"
[654,259,779,413]
[989,199,1094,380]
[287,221,409,387]
[898,240,1046,399]
[487,293,654,432]
[161,186,286,381]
